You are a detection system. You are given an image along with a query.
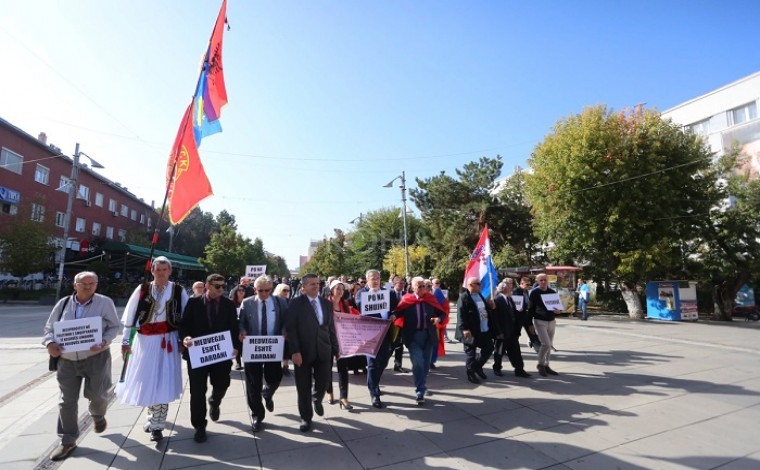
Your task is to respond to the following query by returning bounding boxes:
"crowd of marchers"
[41,260,566,462]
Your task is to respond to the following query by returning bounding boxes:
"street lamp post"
[383,171,410,281]
[55,143,105,301]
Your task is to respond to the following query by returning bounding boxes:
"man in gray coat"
[42,271,121,461]
[239,275,288,432]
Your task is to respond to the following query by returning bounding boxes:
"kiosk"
[645,280,698,321]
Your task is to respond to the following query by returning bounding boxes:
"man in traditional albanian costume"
[116,256,188,442]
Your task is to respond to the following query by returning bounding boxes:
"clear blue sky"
[1,0,758,270]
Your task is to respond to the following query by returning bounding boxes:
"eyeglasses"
[257,289,272,293]
[282,288,290,292]
[470,282,481,286]
[210,283,225,289]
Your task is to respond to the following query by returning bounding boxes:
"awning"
[102,242,206,271]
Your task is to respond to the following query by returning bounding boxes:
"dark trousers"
[327,356,364,399]
[493,334,525,372]
[294,355,331,423]
[244,362,282,421]
[464,336,494,373]
[393,342,404,368]
[187,359,232,430]
[367,333,392,398]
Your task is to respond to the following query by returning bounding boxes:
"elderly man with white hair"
[392,276,446,405]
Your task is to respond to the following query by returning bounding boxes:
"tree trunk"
[713,283,735,321]
[621,282,644,319]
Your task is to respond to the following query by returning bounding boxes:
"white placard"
[245,265,267,278]
[53,317,102,353]
[188,330,234,368]
[541,293,564,311]
[242,335,284,362]
[511,295,524,311]
[359,290,390,319]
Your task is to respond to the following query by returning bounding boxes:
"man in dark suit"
[493,279,530,378]
[180,273,241,443]
[286,273,339,432]
[394,276,445,405]
[455,276,498,384]
[238,275,288,432]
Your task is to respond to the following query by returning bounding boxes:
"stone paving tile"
[375,453,468,469]
[345,427,444,468]
[448,437,561,469]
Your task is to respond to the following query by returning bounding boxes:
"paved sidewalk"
[4,313,760,469]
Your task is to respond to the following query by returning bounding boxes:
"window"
[92,222,101,236]
[106,226,114,239]
[140,214,145,224]
[0,148,23,174]
[109,199,117,212]
[95,192,104,207]
[729,102,758,126]
[31,203,45,222]
[130,209,137,221]
[77,184,90,201]
[75,217,85,233]
[688,119,710,135]
[59,176,72,192]
[118,229,126,242]
[55,211,65,228]
[120,204,128,216]
[147,217,153,230]
[1,203,18,215]
[35,164,50,184]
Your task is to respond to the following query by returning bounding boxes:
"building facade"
[0,116,155,271]
[661,71,760,178]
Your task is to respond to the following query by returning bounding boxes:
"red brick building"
[0,116,155,267]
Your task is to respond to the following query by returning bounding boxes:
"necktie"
[311,299,320,325]
[417,303,424,329]
[261,300,268,335]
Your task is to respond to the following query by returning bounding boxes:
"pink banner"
[334,312,391,358]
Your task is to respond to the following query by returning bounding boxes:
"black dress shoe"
[209,404,220,422]
[430,363,437,369]
[299,420,311,432]
[313,400,324,417]
[537,364,548,377]
[194,428,207,443]
[150,430,163,442]
[515,369,532,378]
[475,368,487,380]
[252,419,262,432]
[545,366,559,376]
[282,366,291,376]
[372,396,384,408]
[265,397,275,412]
[467,372,480,384]
[393,365,404,372]
[493,369,504,377]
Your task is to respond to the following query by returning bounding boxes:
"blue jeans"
[407,330,433,396]
[580,298,588,320]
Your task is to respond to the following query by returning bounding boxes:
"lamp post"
[55,143,105,301]
[383,171,409,281]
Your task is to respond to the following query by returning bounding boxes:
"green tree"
[215,210,237,230]
[525,105,716,318]
[692,148,760,320]
[493,167,542,267]
[199,225,266,278]
[159,208,218,258]
[266,255,290,278]
[410,155,513,289]
[382,245,430,277]
[302,229,353,277]
[349,208,423,276]
[0,204,54,279]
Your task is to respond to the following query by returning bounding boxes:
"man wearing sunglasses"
[456,277,498,384]
[180,273,241,443]
[238,275,288,432]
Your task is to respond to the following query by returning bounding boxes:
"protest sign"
[242,335,284,362]
[245,265,267,278]
[334,312,390,358]
[53,317,102,353]
[359,290,390,319]
[511,295,524,311]
[541,292,564,311]
[188,330,234,368]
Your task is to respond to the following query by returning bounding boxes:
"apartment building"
[0,116,155,260]
[661,71,760,178]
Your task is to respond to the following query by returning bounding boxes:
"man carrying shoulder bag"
[41,271,121,461]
